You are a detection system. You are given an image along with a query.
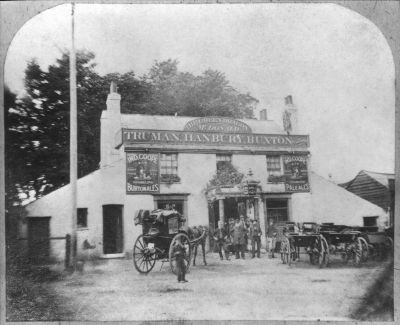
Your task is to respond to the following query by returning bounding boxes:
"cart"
[132,209,206,274]
[280,222,329,268]
[352,226,394,261]
[319,226,369,266]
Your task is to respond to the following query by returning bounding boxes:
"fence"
[18,234,71,269]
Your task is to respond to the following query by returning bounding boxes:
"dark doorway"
[266,199,289,225]
[28,217,50,264]
[224,198,239,221]
[103,205,123,254]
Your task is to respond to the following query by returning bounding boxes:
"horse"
[188,225,209,266]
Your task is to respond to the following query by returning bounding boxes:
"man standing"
[213,221,230,261]
[267,219,277,258]
[226,218,235,255]
[172,236,188,283]
[233,216,247,259]
[250,219,262,258]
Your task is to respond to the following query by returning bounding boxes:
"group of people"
[173,216,278,283]
[213,216,278,260]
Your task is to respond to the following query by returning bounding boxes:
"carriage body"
[133,209,192,274]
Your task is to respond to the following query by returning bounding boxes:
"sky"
[4,3,395,183]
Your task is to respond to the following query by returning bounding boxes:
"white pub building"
[21,84,387,262]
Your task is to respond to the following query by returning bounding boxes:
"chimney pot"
[110,81,118,94]
[260,109,267,120]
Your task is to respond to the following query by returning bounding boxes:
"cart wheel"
[169,233,192,275]
[319,236,329,268]
[359,237,369,262]
[133,235,156,274]
[354,237,364,266]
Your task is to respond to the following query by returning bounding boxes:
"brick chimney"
[259,109,268,121]
[106,81,121,115]
[100,82,122,167]
[282,95,298,134]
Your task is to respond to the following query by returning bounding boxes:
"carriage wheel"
[354,237,365,266]
[133,235,156,274]
[169,233,192,275]
[319,236,329,268]
[359,237,369,262]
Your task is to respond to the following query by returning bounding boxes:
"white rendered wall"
[291,173,387,228]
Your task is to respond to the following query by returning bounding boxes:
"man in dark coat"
[249,219,262,258]
[226,218,235,254]
[172,236,188,283]
[233,216,247,259]
[213,221,230,260]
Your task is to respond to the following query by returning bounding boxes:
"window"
[216,154,232,171]
[77,208,88,228]
[160,153,178,176]
[266,156,281,173]
[160,153,180,182]
[363,216,378,227]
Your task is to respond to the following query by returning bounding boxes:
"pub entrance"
[210,197,248,229]
[265,198,289,251]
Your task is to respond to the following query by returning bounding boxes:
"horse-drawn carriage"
[133,209,207,274]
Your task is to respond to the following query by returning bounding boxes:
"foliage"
[5,51,105,203]
[5,51,258,206]
[142,59,258,118]
[206,162,244,189]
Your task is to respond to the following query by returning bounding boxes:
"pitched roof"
[362,170,394,188]
[338,170,394,210]
[340,170,394,189]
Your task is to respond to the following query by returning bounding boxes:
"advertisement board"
[126,152,160,194]
[283,155,310,192]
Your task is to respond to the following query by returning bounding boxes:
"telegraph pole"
[70,2,78,271]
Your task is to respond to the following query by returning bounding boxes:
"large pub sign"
[283,155,310,192]
[126,152,160,194]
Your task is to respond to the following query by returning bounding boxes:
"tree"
[5,53,259,205]
[5,51,106,203]
[142,59,258,118]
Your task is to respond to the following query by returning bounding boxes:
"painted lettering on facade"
[184,117,252,133]
[126,152,160,194]
[283,155,310,192]
[122,129,309,149]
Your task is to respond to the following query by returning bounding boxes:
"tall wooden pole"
[70,2,78,270]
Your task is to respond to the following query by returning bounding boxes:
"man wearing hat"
[213,221,230,261]
[233,216,247,259]
[249,219,262,258]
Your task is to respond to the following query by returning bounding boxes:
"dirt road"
[50,252,389,321]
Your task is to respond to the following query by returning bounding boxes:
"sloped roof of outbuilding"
[340,170,394,189]
[121,113,285,134]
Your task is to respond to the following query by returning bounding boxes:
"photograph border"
[1,1,398,324]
